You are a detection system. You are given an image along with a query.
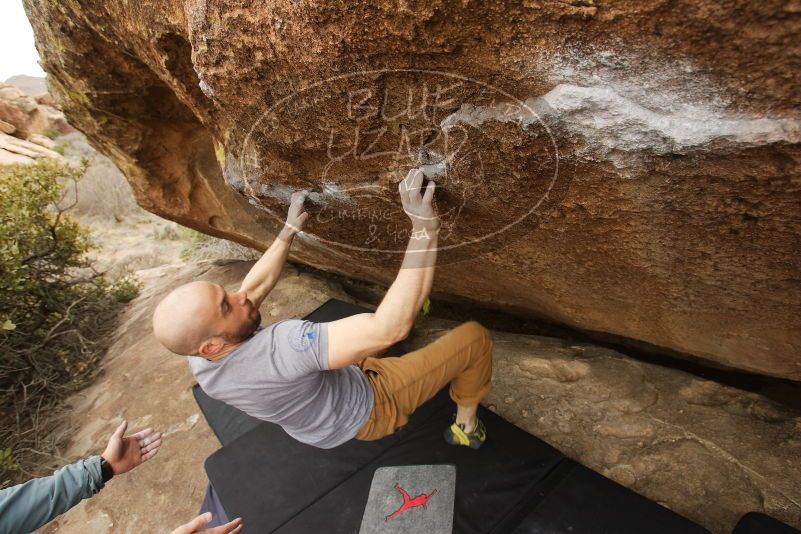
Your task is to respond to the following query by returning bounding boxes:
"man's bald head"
[153,281,262,357]
[152,281,220,355]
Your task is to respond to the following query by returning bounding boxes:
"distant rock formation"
[0,132,63,164]
[0,78,72,164]
[22,0,801,379]
[4,74,47,99]
[0,81,73,140]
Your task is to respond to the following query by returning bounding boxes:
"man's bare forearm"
[374,225,439,339]
[239,224,297,307]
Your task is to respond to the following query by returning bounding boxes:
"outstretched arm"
[327,169,440,369]
[0,421,160,534]
[240,190,309,309]
[373,169,439,337]
[0,456,104,534]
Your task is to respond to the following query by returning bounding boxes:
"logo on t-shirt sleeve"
[288,321,317,352]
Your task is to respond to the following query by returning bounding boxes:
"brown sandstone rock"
[22,0,801,379]
[0,82,73,139]
[5,75,47,99]
[0,119,15,135]
[0,132,64,162]
[27,133,56,149]
[36,93,56,107]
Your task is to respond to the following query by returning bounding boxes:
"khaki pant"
[354,320,493,441]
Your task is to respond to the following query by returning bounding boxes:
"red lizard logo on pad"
[384,483,438,521]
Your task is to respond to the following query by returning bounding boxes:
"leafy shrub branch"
[0,160,138,487]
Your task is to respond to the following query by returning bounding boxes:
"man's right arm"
[373,222,438,340]
[328,169,439,369]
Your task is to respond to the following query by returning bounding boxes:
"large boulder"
[0,82,73,140]
[23,0,801,379]
[0,132,64,164]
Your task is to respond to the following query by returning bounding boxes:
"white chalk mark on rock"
[440,83,801,170]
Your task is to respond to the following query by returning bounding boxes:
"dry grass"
[55,133,140,221]
[178,227,261,262]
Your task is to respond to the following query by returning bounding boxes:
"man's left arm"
[240,190,309,309]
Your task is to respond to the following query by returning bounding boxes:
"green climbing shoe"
[443,416,487,449]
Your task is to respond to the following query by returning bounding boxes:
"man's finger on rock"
[398,180,409,205]
[402,168,417,189]
[422,179,435,204]
[294,189,309,203]
[404,169,423,195]
[408,168,423,198]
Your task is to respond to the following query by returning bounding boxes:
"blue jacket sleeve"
[0,455,105,534]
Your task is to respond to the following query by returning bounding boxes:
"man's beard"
[224,310,262,344]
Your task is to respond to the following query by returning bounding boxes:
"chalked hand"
[285,189,310,233]
[399,168,440,232]
[101,420,162,476]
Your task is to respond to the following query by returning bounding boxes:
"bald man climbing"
[153,169,493,449]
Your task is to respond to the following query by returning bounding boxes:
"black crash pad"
[193,385,261,448]
[205,387,566,533]
[732,512,801,534]
[509,460,709,534]
[196,298,710,533]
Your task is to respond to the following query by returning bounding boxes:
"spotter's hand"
[100,420,162,476]
[171,513,243,534]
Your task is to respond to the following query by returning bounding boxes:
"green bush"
[109,273,141,303]
[41,128,61,140]
[52,142,70,156]
[0,160,134,487]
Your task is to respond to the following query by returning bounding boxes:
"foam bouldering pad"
[732,512,801,534]
[204,387,565,533]
[197,297,710,533]
[509,461,709,533]
[193,385,261,447]
[198,482,230,528]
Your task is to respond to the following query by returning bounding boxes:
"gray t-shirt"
[188,319,374,449]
